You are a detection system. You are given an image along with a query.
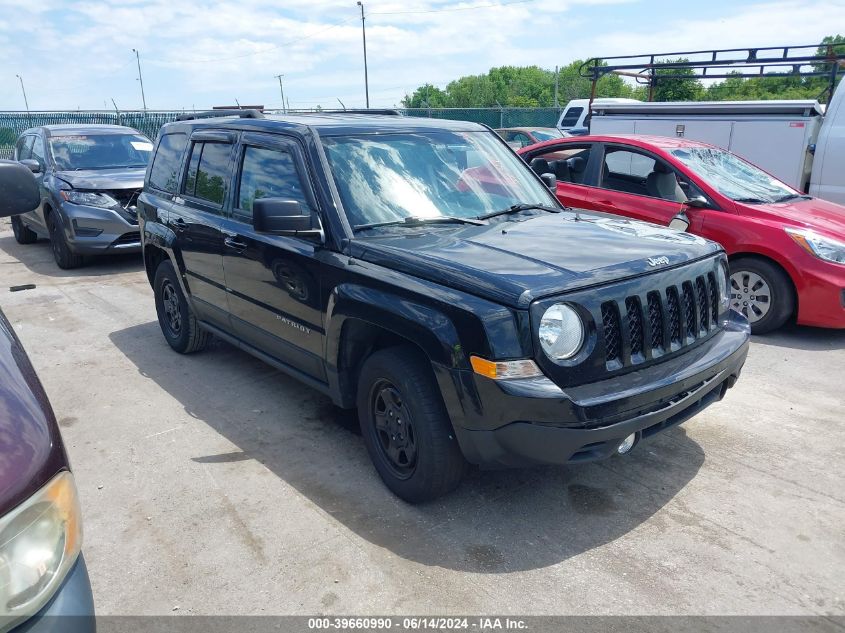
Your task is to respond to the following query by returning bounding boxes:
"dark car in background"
[12,124,152,269]
[495,126,565,149]
[0,160,95,632]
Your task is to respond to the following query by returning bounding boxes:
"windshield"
[530,129,563,141]
[670,147,798,203]
[320,130,557,228]
[49,133,153,171]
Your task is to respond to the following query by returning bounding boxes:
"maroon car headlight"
[0,471,83,626]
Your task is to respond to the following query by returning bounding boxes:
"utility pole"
[553,65,559,108]
[15,74,32,126]
[275,74,286,113]
[131,48,148,111]
[356,1,370,108]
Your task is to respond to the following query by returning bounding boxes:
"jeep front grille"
[600,273,720,370]
[601,302,621,364]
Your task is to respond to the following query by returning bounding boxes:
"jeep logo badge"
[647,256,670,267]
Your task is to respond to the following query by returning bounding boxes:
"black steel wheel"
[153,260,210,353]
[47,212,83,269]
[370,380,418,479]
[11,216,37,244]
[357,346,467,503]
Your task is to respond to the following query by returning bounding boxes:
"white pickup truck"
[565,81,844,205]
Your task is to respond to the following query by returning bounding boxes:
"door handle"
[224,236,247,251]
[171,217,188,232]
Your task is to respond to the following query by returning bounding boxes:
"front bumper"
[445,311,750,468]
[13,554,95,633]
[794,263,845,329]
[60,201,141,255]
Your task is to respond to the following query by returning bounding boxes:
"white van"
[557,98,640,132]
[587,80,845,205]
[808,79,845,205]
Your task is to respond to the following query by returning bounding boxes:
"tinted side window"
[533,144,592,184]
[182,141,232,207]
[560,107,583,127]
[604,149,656,179]
[30,136,46,168]
[149,133,188,193]
[236,146,312,219]
[16,136,34,161]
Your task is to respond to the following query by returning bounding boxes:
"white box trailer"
[589,100,824,191]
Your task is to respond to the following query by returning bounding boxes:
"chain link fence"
[0,108,563,159]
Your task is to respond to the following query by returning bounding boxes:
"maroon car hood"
[741,197,845,237]
[0,310,67,515]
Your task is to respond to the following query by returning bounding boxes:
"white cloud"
[0,0,841,110]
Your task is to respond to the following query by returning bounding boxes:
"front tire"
[357,346,467,503]
[47,211,83,269]
[153,260,210,353]
[11,216,38,244]
[730,257,794,334]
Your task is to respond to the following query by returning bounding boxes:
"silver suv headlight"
[0,471,83,626]
[539,303,584,360]
[61,190,118,208]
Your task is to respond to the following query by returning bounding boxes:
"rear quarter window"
[149,133,188,193]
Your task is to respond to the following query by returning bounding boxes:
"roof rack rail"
[288,109,402,116]
[580,43,845,103]
[176,109,265,121]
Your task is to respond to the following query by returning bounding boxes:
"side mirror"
[0,160,40,218]
[253,198,322,240]
[19,159,41,174]
[685,195,709,209]
[668,211,691,232]
[540,173,557,190]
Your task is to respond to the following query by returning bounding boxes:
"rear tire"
[357,346,467,503]
[153,260,210,353]
[11,216,38,244]
[47,211,83,269]
[729,257,794,334]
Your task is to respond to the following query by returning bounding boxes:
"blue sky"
[1,0,842,111]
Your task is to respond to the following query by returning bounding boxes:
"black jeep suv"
[137,110,750,502]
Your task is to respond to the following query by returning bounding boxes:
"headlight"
[786,228,845,265]
[717,260,730,310]
[61,190,118,208]
[0,471,82,626]
[539,303,584,360]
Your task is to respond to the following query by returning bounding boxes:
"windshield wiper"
[353,215,486,232]
[773,193,811,203]
[477,203,561,221]
[733,197,767,204]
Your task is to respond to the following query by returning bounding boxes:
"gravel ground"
[1,223,843,617]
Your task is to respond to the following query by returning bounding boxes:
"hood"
[56,167,145,190]
[739,196,845,238]
[0,311,68,516]
[353,211,720,308]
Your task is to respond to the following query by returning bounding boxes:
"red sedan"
[518,134,845,333]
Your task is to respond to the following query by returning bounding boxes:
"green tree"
[556,60,634,102]
[402,84,449,108]
[650,58,705,101]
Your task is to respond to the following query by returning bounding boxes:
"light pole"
[131,48,148,111]
[356,1,369,108]
[15,74,32,125]
[275,74,286,113]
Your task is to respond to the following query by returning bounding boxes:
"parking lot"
[1,216,843,616]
